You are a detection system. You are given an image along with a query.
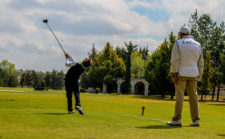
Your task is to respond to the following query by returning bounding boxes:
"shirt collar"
[79,62,85,69]
[183,35,193,39]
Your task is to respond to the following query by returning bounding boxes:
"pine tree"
[124,41,138,94]
[87,42,125,92]
[198,52,213,101]
[145,32,176,98]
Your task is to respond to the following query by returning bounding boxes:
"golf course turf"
[0,87,225,139]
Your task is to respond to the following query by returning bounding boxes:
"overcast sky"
[0,0,224,72]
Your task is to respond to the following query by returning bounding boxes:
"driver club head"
[43,19,48,23]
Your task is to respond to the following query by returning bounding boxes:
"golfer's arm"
[65,56,77,67]
[197,51,204,79]
[170,42,180,74]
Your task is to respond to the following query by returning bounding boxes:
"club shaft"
[46,23,66,54]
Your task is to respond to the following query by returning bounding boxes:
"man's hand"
[65,53,70,58]
[171,73,178,84]
[197,76,202,82]
[173,77,178,84]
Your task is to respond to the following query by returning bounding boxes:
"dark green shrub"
[34,87,46,91]
[80,88,86,92]
[95,88,100,94]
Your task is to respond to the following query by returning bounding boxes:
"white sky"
[0,0,224,71]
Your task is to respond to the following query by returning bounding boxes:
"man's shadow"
[217,134,225,137]
[33,112,68,115]
[136,125,185,129]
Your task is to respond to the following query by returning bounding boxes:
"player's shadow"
[34,112,68,115]
[0,99,15,101]
[217,134,225,137]
[136,125,183,129]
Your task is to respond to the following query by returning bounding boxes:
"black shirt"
[65,63,85,85]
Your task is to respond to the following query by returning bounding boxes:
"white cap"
[179,25,191,35]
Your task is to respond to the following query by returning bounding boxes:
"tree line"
[0,59,65,90]
[81,42,148,93]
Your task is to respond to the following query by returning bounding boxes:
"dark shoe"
[167,120,182,126]
[68,110,75,114]
[75,106,84,115]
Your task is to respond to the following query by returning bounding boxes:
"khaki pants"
[172,78,200,122]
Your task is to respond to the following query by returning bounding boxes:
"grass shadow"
[133,95,173,101]
[136,125,184,129]
[0,99,15,101]
[34,112,68,115]
[217,134,225,137]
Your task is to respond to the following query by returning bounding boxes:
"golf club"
[43,19,66,54]
[43,19,76,67]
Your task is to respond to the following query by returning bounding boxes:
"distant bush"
[80,88,86,92]
[34,87,47,91]
[95,88,101,94]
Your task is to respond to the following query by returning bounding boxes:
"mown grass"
[0,87,225,139]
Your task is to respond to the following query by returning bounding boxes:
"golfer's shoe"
[190,120,200,127]
[75,106,84,115]
[68,110,75,114]
[167,120,182,126]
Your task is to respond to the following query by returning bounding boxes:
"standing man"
[167,25,204,126]
[65,53,92,114]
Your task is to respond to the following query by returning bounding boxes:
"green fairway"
[0,87,225,139]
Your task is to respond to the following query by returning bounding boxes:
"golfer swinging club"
[65,53,92,114]
[43,19,92,114]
